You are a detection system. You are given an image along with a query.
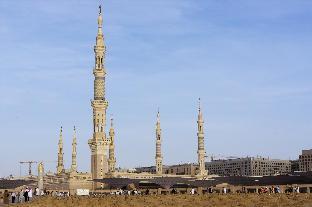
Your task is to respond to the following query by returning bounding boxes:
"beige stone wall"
[165,164,199,176]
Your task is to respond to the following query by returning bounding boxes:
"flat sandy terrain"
[15,194,312,207]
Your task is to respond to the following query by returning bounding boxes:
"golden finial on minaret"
[98,5,103,30]
[59,127,63,142]
[59,126,63,144]
[198,98,203,120]
[73,125,77,139]
[110,115,114,128]
[157,108,160,123]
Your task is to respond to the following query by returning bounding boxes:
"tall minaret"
[197,98,207,176]
[88,5,109,181]
[71,126,77,172]
[57,126,64,174]
[155,110,163,175]
[108,118,116,173]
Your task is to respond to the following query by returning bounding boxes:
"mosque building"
[37,5,208,193]
[3,4,309,197]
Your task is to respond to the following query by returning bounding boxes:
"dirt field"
[14,194,312,207]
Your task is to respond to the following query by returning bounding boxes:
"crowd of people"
[3,186,43,204]
[258,186,301,194]
[1,185,307,204]
[49,191,70,197]
[88,186,306,197]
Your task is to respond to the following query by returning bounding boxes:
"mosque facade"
[39,6,208,194]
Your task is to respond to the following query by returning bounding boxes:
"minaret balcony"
[93,69,106,76]
[91,100,108,108]
[94,45,105,51]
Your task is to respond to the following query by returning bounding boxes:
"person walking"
[29,188,33,201]
[3,190,9,204]
[145,189,149,195]
[16,191,20,203]
[11,192,16,203]
[296,186,300,193]
[23,188,28,202]
[191,188,195,195]
[276,186,281,193]
[19,189,24,203]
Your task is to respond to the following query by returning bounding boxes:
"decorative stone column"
[38,162,44,195]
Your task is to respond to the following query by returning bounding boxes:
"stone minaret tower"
[155,110,163,175]
[71,126,77,172]
[88,5,109,181]
[57,127,64,174]
[37,162,44,194]
[197,99,207,176]
[108,118,116,173]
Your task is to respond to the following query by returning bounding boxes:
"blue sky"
[0,0,312,177]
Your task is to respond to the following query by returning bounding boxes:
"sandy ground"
[14,194,312,207]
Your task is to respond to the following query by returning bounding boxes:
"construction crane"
[19,161,38,176]
[19,160,57,177]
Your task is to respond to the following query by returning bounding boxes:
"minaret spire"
[57,126,64,174]
[155,109,163,175]
[88,5,109,184]
[108,117,116,173]
[197,98,207,176]
[71,126,77,172]
[198,98,202,120]
[97,5,103,35]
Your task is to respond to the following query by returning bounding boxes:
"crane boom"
[19,161,38,176]
[19,160,56,176]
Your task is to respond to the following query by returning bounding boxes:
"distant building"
[135,163,199,176]
[299,149,312,172]
[291,160,300,172]
[206,157,291,176]
[135,166,169,174]
[135,166,156,174]
[165,163,199,176]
